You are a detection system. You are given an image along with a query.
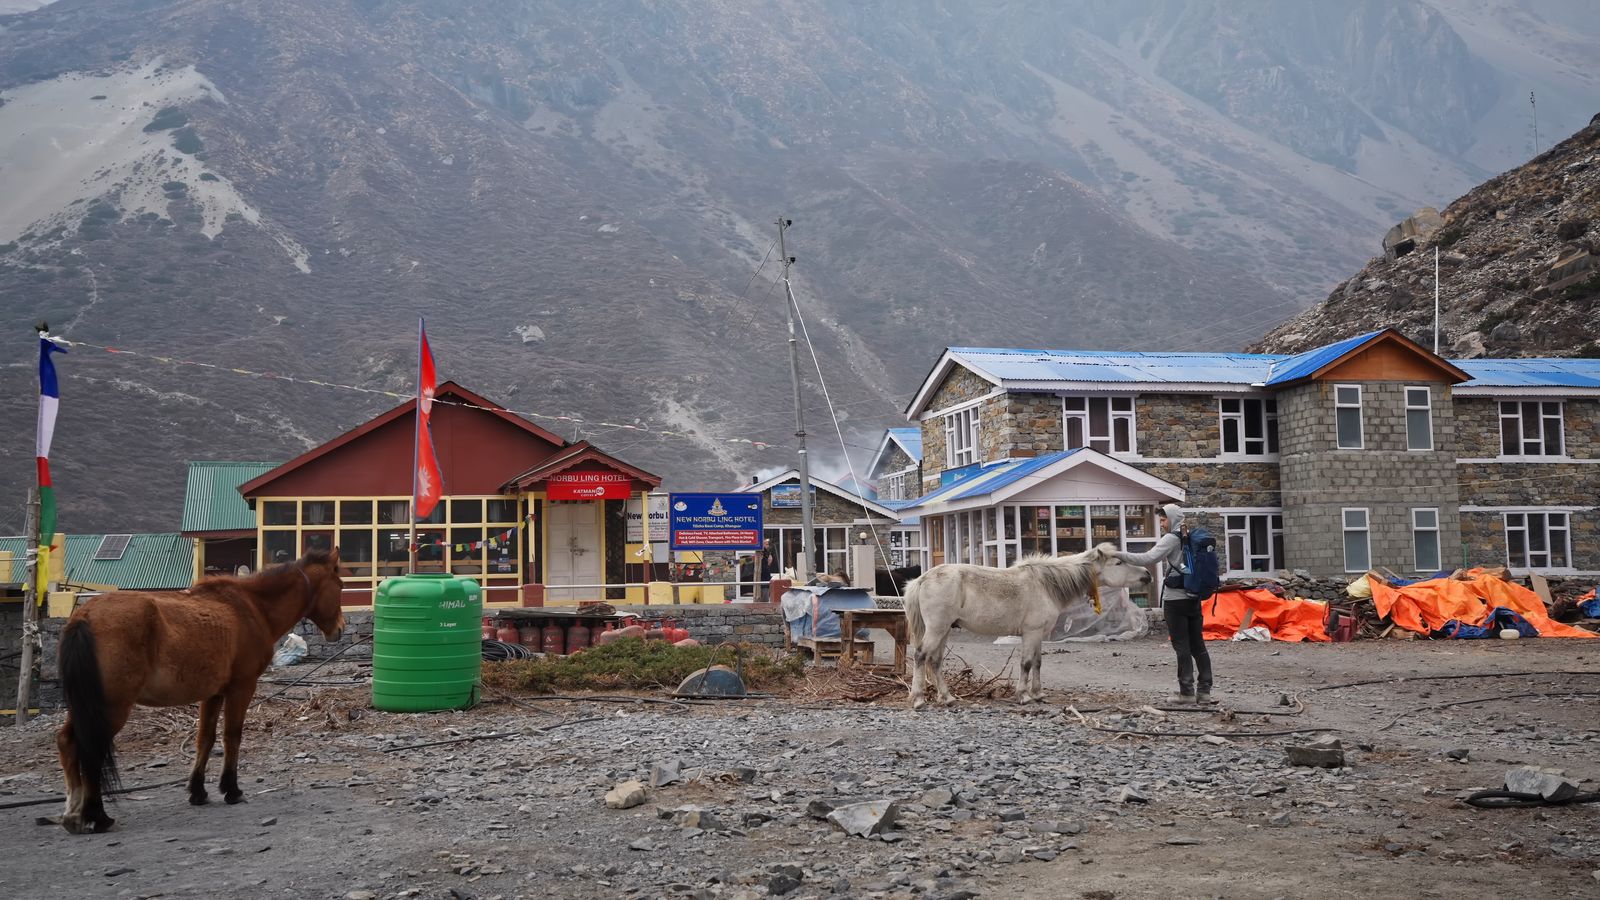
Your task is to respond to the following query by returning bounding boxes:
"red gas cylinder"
[482,618,496,640]
[518,623,541,649]
[495,620,520,644]
[542,622,566,656]
[567,621,591,652]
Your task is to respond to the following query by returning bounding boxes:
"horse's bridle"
[296,565,317,623]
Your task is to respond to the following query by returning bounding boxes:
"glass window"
[302,501,335,526]
[451,527,485,574]
[262,501,296,526]
[1064,397,1135,454]
[1224,513,1283,574]
[415,529,447,570]
[1412,508,1441,572]
[1498,401,1564,457]
[1505,512,1570,569]
[263,531,296,566]
[1220,398,1279,456]
[487,498,520,523]
[378,500,409,524]
[1342,508,1370,573]
[1090,505,1122,545]
[1054,505,1088,554]
[1335,385,1363,449]
[1405,388,1433,451]
[340,500,373,525]
[451,498,483,524]
[945,406,981,467]
[377,528,411,572]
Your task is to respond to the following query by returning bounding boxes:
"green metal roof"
[0,533,193,591]
[181,461,280,533]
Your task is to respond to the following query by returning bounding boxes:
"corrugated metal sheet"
[949,347,1280,386]
[0,532,193,590]
[950,451,1078,500]
[888,427,922,461]
[181,461,279,533]
[1262,331,1384,386]
[1456,359,1600,389]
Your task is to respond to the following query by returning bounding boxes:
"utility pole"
[777,217,816,583]
[1531,91,1540,156]
[1433,245,1441,355]
[15,487,40,726]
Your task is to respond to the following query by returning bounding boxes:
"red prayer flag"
[414,320,443,519]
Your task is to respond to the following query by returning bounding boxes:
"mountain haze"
[0,0,1591,533]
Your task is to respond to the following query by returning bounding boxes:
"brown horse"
[56,548,345,834]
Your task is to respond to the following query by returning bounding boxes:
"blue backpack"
[1182,527,1221,598]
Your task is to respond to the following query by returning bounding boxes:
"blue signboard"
[669,493,764,551]
[771,483,816,508]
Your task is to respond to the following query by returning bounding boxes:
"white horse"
[904,544,1152,708]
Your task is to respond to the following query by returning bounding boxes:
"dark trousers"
[1165,597,1213,694]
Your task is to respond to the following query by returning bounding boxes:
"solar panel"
[94,534,133,561]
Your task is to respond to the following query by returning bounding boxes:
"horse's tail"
[59,619,121,796]
[904,575,926,650]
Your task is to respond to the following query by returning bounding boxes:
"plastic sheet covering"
[1202,588,1331,643]
[781,587,875,641]
[993,587,1150,645]
[1370,570,1596,639]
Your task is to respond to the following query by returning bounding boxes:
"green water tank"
[371,574,483,712]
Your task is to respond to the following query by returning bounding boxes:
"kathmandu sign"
[669,493,763,551]
[547,470,633,500]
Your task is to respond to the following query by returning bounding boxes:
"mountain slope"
[1251,115,1600,358]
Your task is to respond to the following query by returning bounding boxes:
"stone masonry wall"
[873,444,920,501]
[1461,510,1600,571]
[1135,394,1224,458]
[984,393,1064,460]
[1136,462,1281,509]
[1278,381,1462,577]
[1454,397,1600,460]
[616,604,786,648]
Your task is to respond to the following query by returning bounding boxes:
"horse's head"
[298,547,346,641]
[1089,543,1152,590]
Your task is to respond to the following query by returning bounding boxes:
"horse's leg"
[929,628,958,706]
[1019,630,1045,703]
[80,702,131,833]
[218,685,254,804]
[56,717,86,833]
[909,628,930,711]
[188,695,223,805]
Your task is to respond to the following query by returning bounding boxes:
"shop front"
[237,383,660,607]
[906,448,1183,606]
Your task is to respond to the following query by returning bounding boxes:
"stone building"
[895,329,1600,582]
[738,469,908,583]
[867,428,923,502]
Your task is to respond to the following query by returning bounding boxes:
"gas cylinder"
[542,622,566,655]
[495,620,520,644]
[567,621,591,652]
[481,618,496,640]
[518,623,540,648]
[661,618,682,643]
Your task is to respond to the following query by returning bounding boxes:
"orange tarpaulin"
[1202,589,1331,642]
[1370,570,1595,639]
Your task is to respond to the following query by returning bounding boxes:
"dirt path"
[1,636,1597,900]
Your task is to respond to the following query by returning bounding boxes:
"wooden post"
[15,487,41,726]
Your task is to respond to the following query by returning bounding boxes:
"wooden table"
[836,608,909,675]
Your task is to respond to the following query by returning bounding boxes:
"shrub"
[143,106,189,132]
[172,127,204,154]
[1557,219,1590,241]
[480,638,802,694]
[1437,227,1464,248]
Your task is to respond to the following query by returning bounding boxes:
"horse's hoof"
[90,815,115,833]
[189,791,209,806]
[223,791,245,805]
[60,814,88,835]
[936,696,958,707]
[911,697,926,711]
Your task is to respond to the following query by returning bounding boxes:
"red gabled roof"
[501,440,663,491]
[239,382,570,497]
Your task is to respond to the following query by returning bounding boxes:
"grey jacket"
[1117,505,1195,602]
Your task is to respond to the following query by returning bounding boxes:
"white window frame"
[887,527,923,568]
[879,465,917,502]
[1342,507,1371,573]
[1411,508,1441,573]
[1504,511,1571,571]
[1498,400,1565,459]
[944,405,981,468]
[1223,512,1284,575]
[1405,387,1433,452]
[1334,384,1363,450]
[1218,396,1279,458]
[1063,396,1136,455]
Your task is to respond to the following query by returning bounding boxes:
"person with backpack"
[1116,503,1219,704]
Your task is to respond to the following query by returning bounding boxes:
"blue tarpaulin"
[781,587,875,641]
[1433,607,1540,640]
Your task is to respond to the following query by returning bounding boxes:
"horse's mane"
[190,550,335,594]
[1011,549,1102,608]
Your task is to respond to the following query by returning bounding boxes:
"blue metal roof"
[947,347,1280,386]
[888,427,922,461]
[1262,331,1384,386]
[901,451,1080,508]
[1455,358,1600,389]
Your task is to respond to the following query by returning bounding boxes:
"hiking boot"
[1168,692,1196,704]
[1195,691,1217,705]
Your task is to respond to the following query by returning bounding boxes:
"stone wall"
[1136,462,1281,509]
[983,393,1064,460]
[1136,394,1224,458]
[616,604,786,648]
[1461,510,1600,571]
[872,444,921,502]
[1278,381,1463,577]
[1457,462,1600,506]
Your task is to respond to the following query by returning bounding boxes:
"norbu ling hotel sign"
[669,493,763,551]
[547,470,632,500]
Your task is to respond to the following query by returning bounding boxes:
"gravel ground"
[2,632,1598,900]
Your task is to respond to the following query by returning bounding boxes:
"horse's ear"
[330,545,341,565]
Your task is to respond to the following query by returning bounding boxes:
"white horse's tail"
[904,575,925,650]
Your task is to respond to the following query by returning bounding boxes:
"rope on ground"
[0,778,190,812]
[1377,690,1600,732]
[251,637,370,707]
[1464,789,1600,810]
[1090,725,1337,739]
[1310,670,1597,693]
